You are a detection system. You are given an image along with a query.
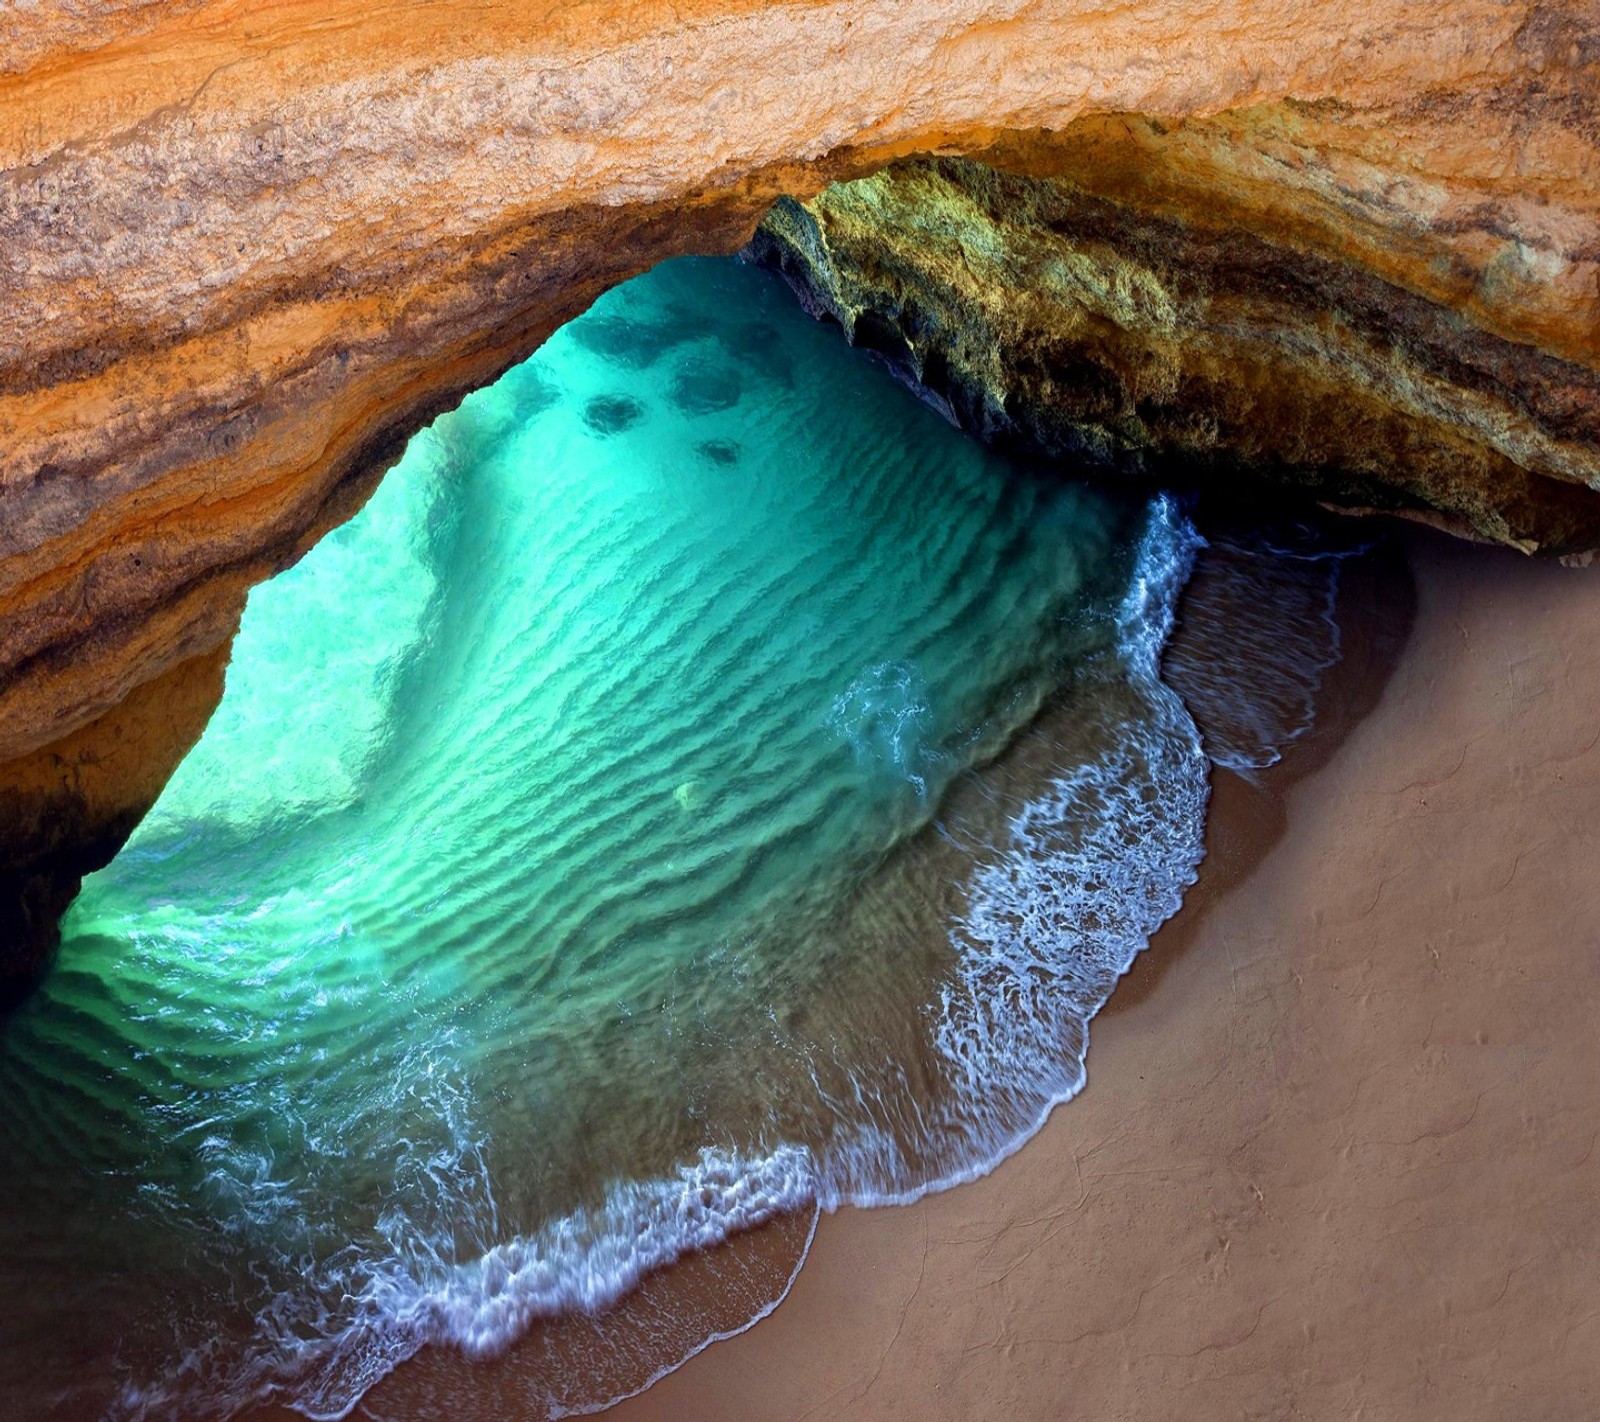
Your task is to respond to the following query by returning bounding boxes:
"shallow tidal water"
[0,258,1356,1421]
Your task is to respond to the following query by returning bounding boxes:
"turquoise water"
[0,258,1213,1420]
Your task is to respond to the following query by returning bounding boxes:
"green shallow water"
[0,258,1212,1420]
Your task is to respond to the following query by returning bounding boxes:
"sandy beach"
[604,527,1600,1420]
[5,4,1597,1416]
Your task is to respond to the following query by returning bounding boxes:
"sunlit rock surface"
[1,0,1597,985]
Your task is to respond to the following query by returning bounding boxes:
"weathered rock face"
[1,0,1597,987]
[751,115,1600,552]
[0,646,229,996]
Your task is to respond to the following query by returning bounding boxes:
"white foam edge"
[135,495,1208,1422]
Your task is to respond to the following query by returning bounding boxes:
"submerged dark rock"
[583,395,647,435]
[669,356,743,415]
[573,316,682,369]
[697,439,743,466]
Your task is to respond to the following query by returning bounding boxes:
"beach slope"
[607,532,1600,1420]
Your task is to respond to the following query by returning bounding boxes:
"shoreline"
[282,508,1399,1422]
[602,526,1600,1420]
[294,494,1212,1422]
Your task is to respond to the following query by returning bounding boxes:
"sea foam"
[113,498,1208,1422]
[20,261,1345,1422]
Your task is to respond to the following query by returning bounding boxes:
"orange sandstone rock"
[0,0,1596,983]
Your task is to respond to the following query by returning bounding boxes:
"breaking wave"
[0,257,1348,1422]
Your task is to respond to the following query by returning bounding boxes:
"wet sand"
[605,528,1600,1420]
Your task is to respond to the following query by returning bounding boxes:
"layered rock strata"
[1,0,1597,987]
[751,116,1600,552]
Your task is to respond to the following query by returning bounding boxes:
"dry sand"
[606,528,1600,1421]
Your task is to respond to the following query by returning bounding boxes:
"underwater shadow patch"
[583,395,647,435]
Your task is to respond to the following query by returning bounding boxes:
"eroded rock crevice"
[748,114,1600,553]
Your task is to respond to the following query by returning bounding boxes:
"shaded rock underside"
[750,118,1600,554]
